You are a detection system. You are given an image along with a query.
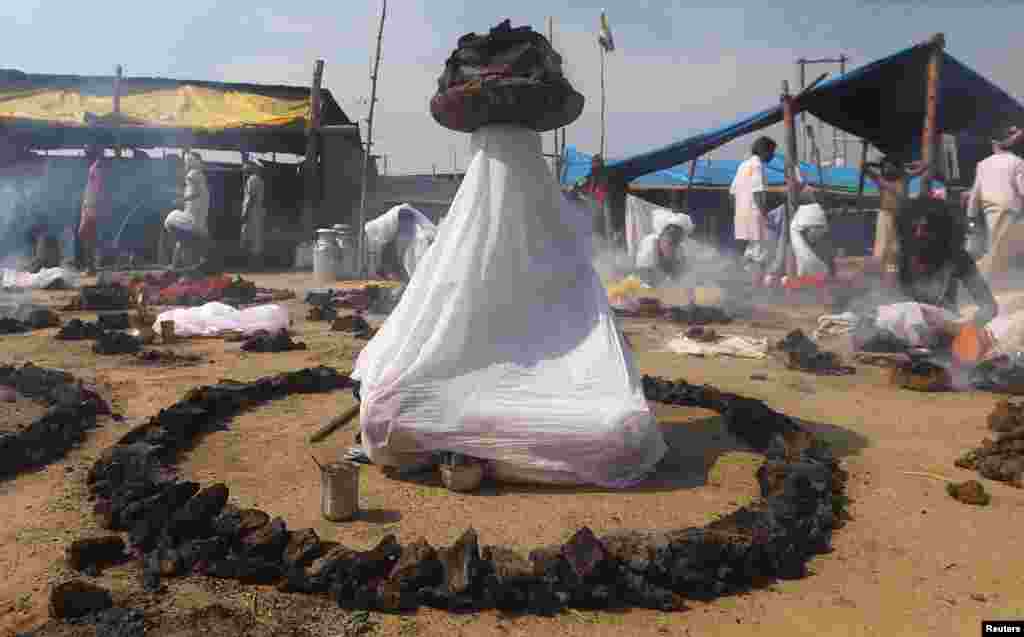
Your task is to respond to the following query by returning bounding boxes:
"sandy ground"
[1,271,1023,637]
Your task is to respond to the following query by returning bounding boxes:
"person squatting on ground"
[898,196,998,329]
[240,159,267,268]
[633,214,697,303]
[163,151,211,270]
[966,124,1024,284]
[790,187,836,278]
[78,146,108,273]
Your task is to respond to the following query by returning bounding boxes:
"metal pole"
[599,42,606,158]
[356,0,387,278]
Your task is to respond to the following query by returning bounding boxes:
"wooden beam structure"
[920,33,946,190]
[302,59,325,237]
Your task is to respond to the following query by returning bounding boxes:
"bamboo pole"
[356,0,387,278]
[772,80,799,282]
[920,33,946,191]
[113,65,123,158]
[599,42,606,158]
[302,60,325,237]
[855,140,870,213]
[308,404,360,444]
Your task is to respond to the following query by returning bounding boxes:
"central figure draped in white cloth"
[351,124,667,488]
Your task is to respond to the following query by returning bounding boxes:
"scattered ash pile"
[946,480,991,506]
[239,329,307,353]
[888,358,951,392]
[775,330,855,376]
[56,313,143,355]
[133,350,204,366]
[50,367,846,622]
[663,304,732,326]
[969,352,1024,394]
[0,363,113,479]
[306,286,387,316]
[64,284,133,311]
[0,305,61,333]
[331,314,375,340]
[955,399,1024,487]
[0,303,61,334]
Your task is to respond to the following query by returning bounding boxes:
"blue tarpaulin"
[562,145,884,194]
[563,145,952,198]
[598,37,1023,184]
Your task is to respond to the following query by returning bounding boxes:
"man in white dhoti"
[967,124,1024,285]
[240,160,267,268]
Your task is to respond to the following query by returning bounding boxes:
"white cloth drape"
[352,125,666,487]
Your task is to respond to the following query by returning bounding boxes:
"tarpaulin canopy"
[601,104,783,183]
[0,70,356,155]
[599,36,1023,183]
[562,145,887,195]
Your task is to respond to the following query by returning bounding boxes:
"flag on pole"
[598,10,615,52]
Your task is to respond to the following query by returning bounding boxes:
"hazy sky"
[5,1,1024,174]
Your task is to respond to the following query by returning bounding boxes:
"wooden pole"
[855,140,870,214]
[920,33,945,192]
[599,42,606,158]
[797,59,806,163]
[772,80,799,281]
[308,404,360,444]
[684,159,697,209]
[806,124,825,185]
[356,0,387,278]
[548,16,558,179]
[302,60,325,237]
[113,65,123,158]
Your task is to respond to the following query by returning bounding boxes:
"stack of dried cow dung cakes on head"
[431,19,584,133]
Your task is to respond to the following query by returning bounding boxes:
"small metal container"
[320,461,360,521]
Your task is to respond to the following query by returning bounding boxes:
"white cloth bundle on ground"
[1,267,79,289]
[351,124,667,487]
[153,302,289,337]
[665,334,768,359]
[790,203,830,277]
[814,312,860,341]
[874,302,958,349]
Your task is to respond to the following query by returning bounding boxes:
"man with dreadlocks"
[897,196,997,330]
[853,197,998,356]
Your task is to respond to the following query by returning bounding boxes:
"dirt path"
[2,274,1023,637]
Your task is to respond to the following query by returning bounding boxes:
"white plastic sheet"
[1,267,79,289]
[352,124,667,488]
[874,302,958,348]
[153,302,289,337]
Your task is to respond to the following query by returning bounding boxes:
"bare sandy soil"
[1,271,1023,637]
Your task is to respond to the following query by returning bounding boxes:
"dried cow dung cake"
[430,19,584,133]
